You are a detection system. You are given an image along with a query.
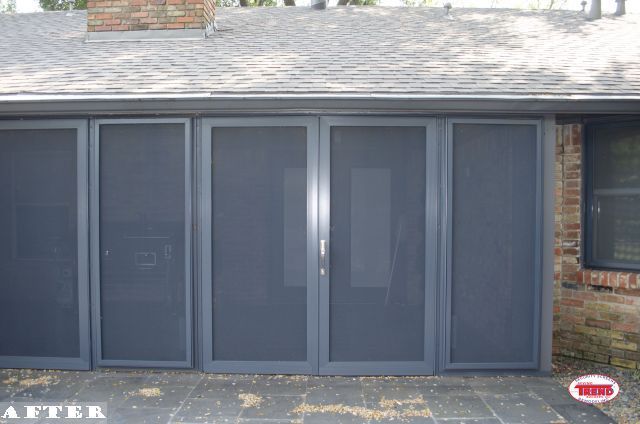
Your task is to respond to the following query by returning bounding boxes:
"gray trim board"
[436,115,447,376]
[1,97,640,117]
[442,117,543,372]
[200,117,319,374]
[0,119,91,371]
[540,115,556,374]
[193,117,203,371]
[318,116,437,376]
[91,118,193,369]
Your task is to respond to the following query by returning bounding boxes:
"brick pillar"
[553,123,640,370]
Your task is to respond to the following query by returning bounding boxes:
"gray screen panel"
[0,129,80,358]
[99,123,187,362]
[329,126,426,362]
[211,126,308,362]
[450,123,537,365]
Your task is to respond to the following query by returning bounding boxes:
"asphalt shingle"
[0,7,638,97]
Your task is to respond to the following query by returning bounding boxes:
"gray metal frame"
[441,118,543,371]
[91,118,193,369]
[200,117,319,374]
[0,119,91,370]
[318,116,438,376]
[540,115,556,374]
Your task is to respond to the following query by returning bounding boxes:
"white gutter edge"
[1,93,640,102]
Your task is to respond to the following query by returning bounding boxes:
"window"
[586,121,640,271]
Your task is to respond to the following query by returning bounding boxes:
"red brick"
[613,322,639,333]
[564,315,586,325]
[615,288,640,297]
[573,290,596,301]
[619,274,630,288]
[561,298,584,308]
[585,319,611,330]
[564,231,580,239]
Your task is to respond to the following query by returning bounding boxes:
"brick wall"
[87,0,215,32]
[554,123,640,370]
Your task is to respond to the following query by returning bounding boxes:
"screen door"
[201,118,318,374]
[0,121,89,370]
[318,117,437,375]
[93,119,192,368]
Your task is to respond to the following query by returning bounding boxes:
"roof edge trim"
[2,93,640,102]
[2,94,640,116]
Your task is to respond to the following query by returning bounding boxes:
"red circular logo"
[568,374,619,404]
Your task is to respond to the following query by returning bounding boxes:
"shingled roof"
[0,7,639,99]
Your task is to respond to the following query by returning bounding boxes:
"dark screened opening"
[211,126,308,362]
[587,122,640,270]
[329,126,426,362]
[99,123,188,363]
[450,123,537,365]
[0,128,80,359]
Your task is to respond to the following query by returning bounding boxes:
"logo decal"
[568,374,619,404]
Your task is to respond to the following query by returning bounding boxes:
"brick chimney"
[87,0,215,40]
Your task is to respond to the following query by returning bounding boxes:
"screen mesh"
[450,123,537,365]
[329,126,426,362]
[99,123,187,362]
[211,126,308,361]
[0,128,80,358]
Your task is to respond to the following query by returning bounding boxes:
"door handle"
[320,239,327,276]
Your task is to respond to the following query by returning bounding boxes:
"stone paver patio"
[0,369,615,423]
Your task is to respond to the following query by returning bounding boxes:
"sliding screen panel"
[95,120,191,367]
[446,119,540,370]
[318,117,437,376]
[201,118,318,374]
[0,121,89,370]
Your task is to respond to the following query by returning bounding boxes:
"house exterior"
[0,2,638,375]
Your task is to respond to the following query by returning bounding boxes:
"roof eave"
[1,93,639,116]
